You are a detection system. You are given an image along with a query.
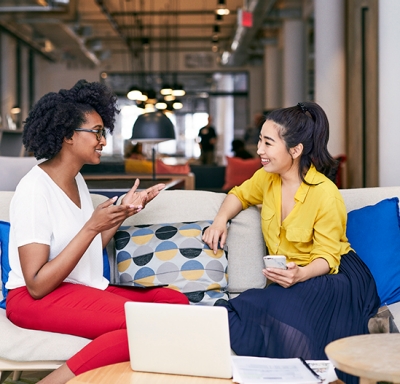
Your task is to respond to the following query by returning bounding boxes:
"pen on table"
[299,357,323,382]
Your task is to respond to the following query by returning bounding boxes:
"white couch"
[1,187,400,382]
[0,157,41,192]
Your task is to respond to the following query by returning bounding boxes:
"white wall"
[314,0,345,158]
[378,0,400,187]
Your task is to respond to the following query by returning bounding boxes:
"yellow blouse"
[229,165,351,274]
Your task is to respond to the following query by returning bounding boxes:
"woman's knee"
[155,288,189,304]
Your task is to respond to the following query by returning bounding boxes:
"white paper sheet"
[231,356,338,384]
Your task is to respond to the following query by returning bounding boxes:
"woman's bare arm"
[20,198,137,299]
[202,194,243,253]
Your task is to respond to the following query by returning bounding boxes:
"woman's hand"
[100,180,165,247]
[263,258,330,288]
[262,262,304,288]
[121,179,165,211]
[202,219,228,254]
[202,194,244,254]
[87,196,139,234]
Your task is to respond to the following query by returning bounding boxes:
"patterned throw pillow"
[114,221,229,305]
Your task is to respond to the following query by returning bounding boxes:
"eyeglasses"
[74,128,106,141]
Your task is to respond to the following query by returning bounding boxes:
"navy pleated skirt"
[224,251,380,383]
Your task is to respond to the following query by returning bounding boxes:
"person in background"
[231,139,253,159]
[198,116,217,165]
[244,112,264,146]
[203,101,379,384]
[125,142,145,160]
[5,79,189,384]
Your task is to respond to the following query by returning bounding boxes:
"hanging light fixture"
[137,92,148,102]
[146,89,157,105]
[130,111,176,180]
[160,18,173,97]
[11,105,21,115]
[216,0,230,15]
[172,99,183,110]
[164,94,176,102]
[172,84,185,97]
[160,83,173,96]
[127,85,142,100]
[155,98,167,110]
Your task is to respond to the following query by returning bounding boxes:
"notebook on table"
[124,301,233,379]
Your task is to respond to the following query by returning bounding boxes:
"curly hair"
[23,79,120,160]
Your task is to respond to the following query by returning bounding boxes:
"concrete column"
[314,0,345,157]
[378,1,400,186]
[264,43,282,110]
[282,19,305,107]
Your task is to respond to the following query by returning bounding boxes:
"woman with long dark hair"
[203,102,380,383]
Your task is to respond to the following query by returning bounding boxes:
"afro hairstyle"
[23,79,119,160]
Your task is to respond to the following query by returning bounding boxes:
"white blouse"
[6,165,108,290]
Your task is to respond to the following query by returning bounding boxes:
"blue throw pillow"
[0,221,11,309]
[0,220,111,309]
[346,197,400,305]
[103,248,110,281]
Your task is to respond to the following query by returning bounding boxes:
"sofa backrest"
[2,186,400,301]
[0,156,41,191]
[114,190,267,294]
[339,186,400,211]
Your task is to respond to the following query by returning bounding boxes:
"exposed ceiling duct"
[0,0,103,66]
[0,1,288,68]
[220,0,278,67]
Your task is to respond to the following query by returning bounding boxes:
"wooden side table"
[67,362,232,384]
[325,333,400,383]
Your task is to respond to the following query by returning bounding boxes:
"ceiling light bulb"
[164,94,175,101]
[173,100,183,110]
[155,99,167,110]
[172,89,186,97]
[137,93,148,102]
[160,83,172,96]
[172,84,186,97]
[11,105,21,114]
[127,85,142,100]
[216,8,230,16]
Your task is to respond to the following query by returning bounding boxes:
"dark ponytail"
[266,101,338,184]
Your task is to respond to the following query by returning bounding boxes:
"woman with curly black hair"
[5,79,189,384]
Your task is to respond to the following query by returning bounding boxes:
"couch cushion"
[124,158,153,174]
[156,159,190,174]
[0,309,90,362]
[114,220,228,305]
[222,156,261,191]
[346,197,400,305]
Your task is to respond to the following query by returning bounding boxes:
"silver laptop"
[124,302,233,379]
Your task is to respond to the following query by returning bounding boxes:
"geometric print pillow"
[114,220,229,306]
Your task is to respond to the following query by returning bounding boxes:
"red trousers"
[6,283,189,375]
